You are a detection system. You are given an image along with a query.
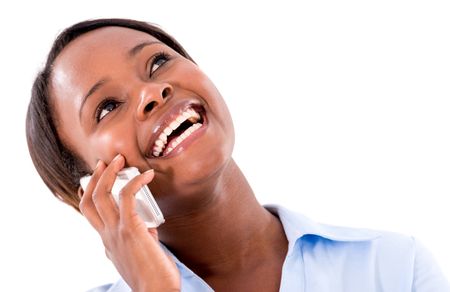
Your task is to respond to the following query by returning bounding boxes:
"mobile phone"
[79,167,165,228]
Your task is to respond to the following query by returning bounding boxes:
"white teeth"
[152,107,204,157]
[169,120,180,130]
[188,109,199,118]
[176,116,185,123]
[162,122,203,156]
[159,133,167,143]
[163,128,172,136]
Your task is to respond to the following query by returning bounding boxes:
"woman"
[26,18,449,291]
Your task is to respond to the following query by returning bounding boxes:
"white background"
[0,0,449,291]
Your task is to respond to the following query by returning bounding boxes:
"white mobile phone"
[80,167,165,228]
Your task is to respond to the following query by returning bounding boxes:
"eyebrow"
[78,78,109,120]
[128,40,161,58]
[78,41,161,120]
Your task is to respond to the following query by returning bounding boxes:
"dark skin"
[51,27,288,291]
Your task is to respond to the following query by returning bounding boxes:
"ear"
[77,186,84,200]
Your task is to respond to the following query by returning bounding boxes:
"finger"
[93,154,125,227]
[118,169,155,227]
[79,160,106,231]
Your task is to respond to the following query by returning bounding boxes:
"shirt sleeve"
[412,238,450,292]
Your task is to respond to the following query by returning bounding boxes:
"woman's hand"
[79,154,180,292]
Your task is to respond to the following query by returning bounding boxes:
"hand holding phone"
[78,159,179,291]
[80,167,165,228]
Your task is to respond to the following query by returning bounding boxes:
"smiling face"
[50,26,234,214]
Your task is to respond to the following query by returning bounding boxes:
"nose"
[136,82,173,121]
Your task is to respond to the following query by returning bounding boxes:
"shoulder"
[266,204,450,291]
[368,233,449,291]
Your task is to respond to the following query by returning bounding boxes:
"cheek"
[177,64,233,124]
[91,127,134,164]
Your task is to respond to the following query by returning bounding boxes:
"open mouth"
[151,105,205,158]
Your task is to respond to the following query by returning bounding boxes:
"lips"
[146,101,206,158]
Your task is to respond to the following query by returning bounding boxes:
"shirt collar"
[264,204,381,253]
[160,204,381,284]
[163,205,381,263]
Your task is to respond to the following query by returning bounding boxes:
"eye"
[96,99,121,122]
[149,52,170,77]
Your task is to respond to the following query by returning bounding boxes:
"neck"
[158,159,288,277]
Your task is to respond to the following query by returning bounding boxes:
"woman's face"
[50,27,234,212]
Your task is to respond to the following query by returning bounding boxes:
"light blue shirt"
[89,205,450,292]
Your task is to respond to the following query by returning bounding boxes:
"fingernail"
[113,154,123,162]
[143,169,155,177]
[95,160,102,169]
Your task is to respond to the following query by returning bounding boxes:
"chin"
[148,139,234,216]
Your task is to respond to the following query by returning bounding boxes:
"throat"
[157,159,288,276]
[160,204,288,278]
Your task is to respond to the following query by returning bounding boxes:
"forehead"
[55,26,160,67]
[52,26,160,81]
[50,26,161,107]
